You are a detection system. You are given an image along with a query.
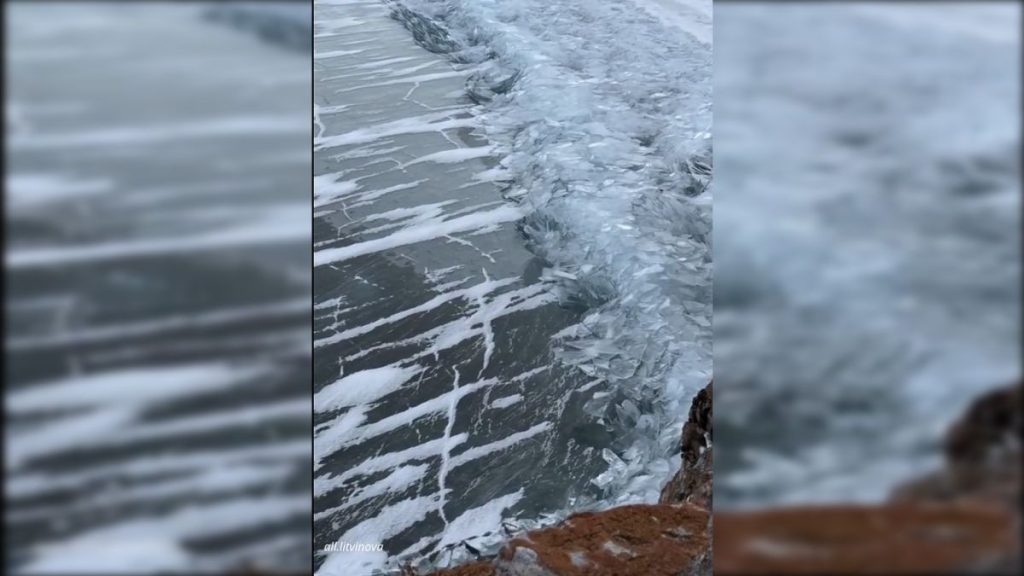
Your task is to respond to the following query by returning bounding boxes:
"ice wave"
[387,0,713,503]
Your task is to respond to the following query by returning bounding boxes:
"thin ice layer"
[390,0,713,503]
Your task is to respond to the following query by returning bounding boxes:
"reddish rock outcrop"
[495,504,709,576]
[716,381,1022,575]
[429,562,496,576]
[946,384,1021,464]
[427,382,715,576]
[714,502,1018,575]
[893,381,1021,507]
[429,505,709,576]
[430,380,1021,576]
[660,381,712,508]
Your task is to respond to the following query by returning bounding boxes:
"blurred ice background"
[714,2,1020,507]
[5,2,312,573]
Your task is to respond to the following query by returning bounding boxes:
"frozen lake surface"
[313,0,711,573]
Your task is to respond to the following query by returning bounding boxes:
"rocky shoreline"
[426,382,714,576]
[717,380,1021,575]
[426,380,1020,576]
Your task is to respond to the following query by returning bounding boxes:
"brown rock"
[660,381,713,508]
[687,550,711,576]
[430,561,497,576]
[494,547,557,576]
[716,381,1023,576]
[495,504,709,576]
[714,503,1019,575]
[945,382,1021,467]
[426,380,715,576]
[893,381,1022,507]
